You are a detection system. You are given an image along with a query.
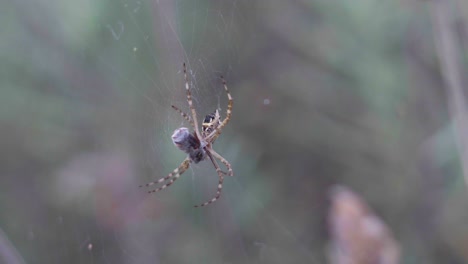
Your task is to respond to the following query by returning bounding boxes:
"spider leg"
[194,150,225,208]
[206,150,228,175]
[220,75,233,127]
[209,76,233,142]
[140,158,190,193]
[204,124,221,142]
[183,63,202,140]
[208,148,234,177]
[171,105,194,128]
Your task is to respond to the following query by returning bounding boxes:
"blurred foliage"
[1,0,468,263]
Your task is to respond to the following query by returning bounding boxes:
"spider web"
[2,0,320,263]
[111,2,318,263]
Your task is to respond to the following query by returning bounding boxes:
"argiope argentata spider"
[140,63,233,208]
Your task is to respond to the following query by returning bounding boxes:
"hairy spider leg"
[208,148,233,176]
[194,151,226,207]
[206,148,228,175]
[140,158,190,192]
[171,105,194,128]
[183,63,202,141]
[207,76,233,142]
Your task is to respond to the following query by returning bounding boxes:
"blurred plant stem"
[430,0,468,188]
[328,186,400,264]
[0,227,25,264]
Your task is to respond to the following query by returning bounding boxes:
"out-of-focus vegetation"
[1,0,468,263]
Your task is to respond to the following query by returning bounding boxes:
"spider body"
[171,127,205,164]
[140,63,233,207]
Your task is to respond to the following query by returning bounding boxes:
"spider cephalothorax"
[202,110,221,136]
[140,63,233,208]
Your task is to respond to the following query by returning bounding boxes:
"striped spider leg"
[193,151,226,208]
[139,158,190,193]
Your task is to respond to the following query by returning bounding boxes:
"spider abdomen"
[171,127,206,163]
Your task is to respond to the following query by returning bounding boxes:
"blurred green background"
[1,0,468,263]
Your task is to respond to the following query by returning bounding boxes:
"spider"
[140,63,233,208]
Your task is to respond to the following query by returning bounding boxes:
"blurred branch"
[429,0,468,187]
[328,186,400,264]
[0,227,25,264]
